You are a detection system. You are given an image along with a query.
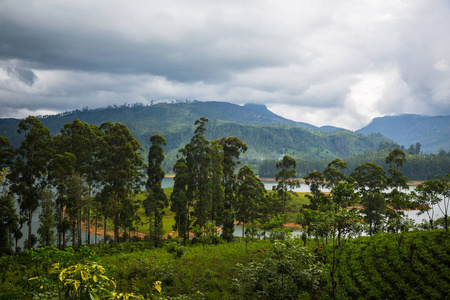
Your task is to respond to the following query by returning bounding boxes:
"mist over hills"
[1,101,447,170]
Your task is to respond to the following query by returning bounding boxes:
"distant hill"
[0,101,393,171]
[356,114,450,153]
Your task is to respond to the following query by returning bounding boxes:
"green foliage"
[0,168,19,256]
[350,162,388,235]
[413,174,450,230]
[179,117,212,229]
[97,122,144,244]
[303,170,327,210]
[53,119,99,247]
[218,136,248,242]
[7,116,53,249]
[233,239,322,299]
[37,189,56,247]
[260,214,293,242]
[319,230,450,299]
[296,149,450,181]
[144,134,168,248]
[0,136,13,168]
[323,158,348,188]
[29,260,163,300]
[274,155,300,214]
[258,159,278,178]
[1,230,449,299]
[165,240,186,259]
[191,221,221,245]
[170,158,190,243]
[236,165,267,237]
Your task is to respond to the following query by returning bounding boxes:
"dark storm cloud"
[0,0,449,130]
[5,67,38,86]
[0,3,288,83]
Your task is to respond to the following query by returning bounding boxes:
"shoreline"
[81,219,302,238]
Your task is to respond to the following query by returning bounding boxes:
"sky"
[0,0,449,130]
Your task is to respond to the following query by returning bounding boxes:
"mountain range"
[0,101,448,169]
[357,114,450,153]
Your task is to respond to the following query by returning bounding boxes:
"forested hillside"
[260,148,450,180]
[0,101,391,171]
[357,114,450,153]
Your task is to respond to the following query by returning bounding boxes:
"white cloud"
[434,60,449,73]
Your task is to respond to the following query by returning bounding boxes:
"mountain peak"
[243,103,270,114]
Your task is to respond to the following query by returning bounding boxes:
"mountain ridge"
[356,114,450,153]
[2,101,446,171]
[0,101,392,170]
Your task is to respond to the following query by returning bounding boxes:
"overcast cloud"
[0,0,449,130]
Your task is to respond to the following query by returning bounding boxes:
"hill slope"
[320,230,450,299]
[0,101,392,170]
[356,114,450,153]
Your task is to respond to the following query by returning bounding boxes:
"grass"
[286,192,310,222]
[78,239,273,299]
[2,228,448,299]
[89,189,311,241]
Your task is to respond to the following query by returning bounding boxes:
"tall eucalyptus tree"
[144,134,168,247]
[274,155,300,214]
[48,152,75,247]
[0,167,18,255]
[218,137,247,241]
[97,122,144,244]
[0,136,13,168]
[8,116,53,249]
[384,149,412,232]
[209,140,225,224]
[55,119,100,244]
[179,117,212,229]
[350,162,387,235]
[236,165,266,237]
[323,158,348,188]
[171,157,190,243]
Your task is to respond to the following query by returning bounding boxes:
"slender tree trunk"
[148,215,152,249]
[129,226,131,242]
[58,205,63,248]
[445,214,448,231]
[15,223,23,253]
[72,221,76,247]
[154,208,158,247]
[103,217,107,244]
[186,204,190,245]
[212,200,215,222]
[338,229,341,248]
[87,185,91,245]
[114,213,119,245]
[95,202,98,244]
[28,209,33,249]
[78,207,82,246]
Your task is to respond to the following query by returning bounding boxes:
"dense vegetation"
[0,229,448,299]
[320,230,450,299]
[260,148,450,180]
[1,114,449,299]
